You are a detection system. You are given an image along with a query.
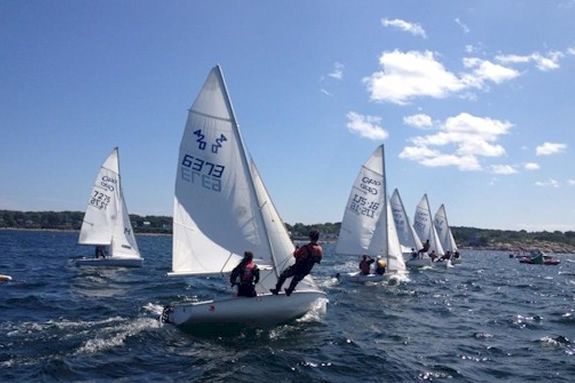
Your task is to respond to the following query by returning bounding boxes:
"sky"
[1,1,574,231]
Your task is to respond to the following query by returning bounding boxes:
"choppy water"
[0,230,574,382]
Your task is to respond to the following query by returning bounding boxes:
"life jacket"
[240,261,256,283]
[359,259,371,274]
[294,244,322,273]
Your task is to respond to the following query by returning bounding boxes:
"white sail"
[250,160,316,290]
[434,204,458,253]
[163,66,325,327]
[413,194,444,256]
[336,145,386,257]
[390,188,423,253]
[78,148,140,259]
[170,66,313,285]
[384,201,406,273]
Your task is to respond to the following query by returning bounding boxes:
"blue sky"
[1,1,574,231]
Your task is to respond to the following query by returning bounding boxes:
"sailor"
[95,245,106,259]
[439,250,452,262]
[428,250,437,262]
[418,239,430,257]
[410,248,418,259]
[359,255,374,275]
[374,257,387,275]
[230,251,260,297]
[270,229,323,296]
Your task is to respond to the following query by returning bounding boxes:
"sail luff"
[215,66,279,278]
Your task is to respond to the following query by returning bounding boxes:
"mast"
[381,145,389,266]
[215,66,279,278]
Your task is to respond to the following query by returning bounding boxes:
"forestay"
[390,188,423,253]
[78,148,140,258]
[434,204,458,253]
[413,194,444,256]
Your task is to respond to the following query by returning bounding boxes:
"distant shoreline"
[2,227,573,254]
[0,227,172,237]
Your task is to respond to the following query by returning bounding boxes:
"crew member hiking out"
[417,239,430,257]
[270,229,323,296]
[230,251,260,297]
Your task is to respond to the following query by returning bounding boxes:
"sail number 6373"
[181,154,225,178]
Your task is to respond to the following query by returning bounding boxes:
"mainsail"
[78,148,140,259]
[390,188,423,253]
[413,194,444,256]
[336,146,387,257]
[434,204,458,253]
[170,65,309,288]
[335,145,405,274]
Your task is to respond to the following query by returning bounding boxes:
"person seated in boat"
[95,245,107,259]
[453,251,460,260]
[270,229,323,296]
[410,248,418,259]
[374,257,387,275]
[428,250,437,262]
[230,251,260,297]
[359,255,374,275]
[417,240,430,257]
[438,250,452,262]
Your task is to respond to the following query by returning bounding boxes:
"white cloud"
[455,18,470,33]
[328,62,344,80]
[399,112,512,172]
[496,51,564,71]
[536,142,567,156]
[524,162,540,171]
[381,18,427,38]
[363,50,518,104]
[320,88,332,96]
[403,113,433,129]
[463,58,520,84]
[568,179,575,186]
[490,164,517,175]
[346,111,389,140]
[568,47,575,56]
[363,50,469,105]
[535,178,560,188]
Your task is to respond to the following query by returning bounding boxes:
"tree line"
[1,210,574,250]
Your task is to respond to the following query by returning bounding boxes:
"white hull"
[405,256,432,268]
[435,259,453,268]
[76,257,143,268]
[337,271,386,283]
[163,289,326,327]
[0,274,12,282]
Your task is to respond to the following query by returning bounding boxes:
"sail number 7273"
[180,154,225,192]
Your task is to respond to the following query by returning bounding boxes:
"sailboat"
[77,148,143,268]
[335,145,407,282]
[434,204,461,265]
[413,194,444,266]
[390,188,424,255]
[162,66,325,327]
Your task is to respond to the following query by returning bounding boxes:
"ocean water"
[0,230,574,382]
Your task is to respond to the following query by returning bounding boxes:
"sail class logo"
[193,129,228,154]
